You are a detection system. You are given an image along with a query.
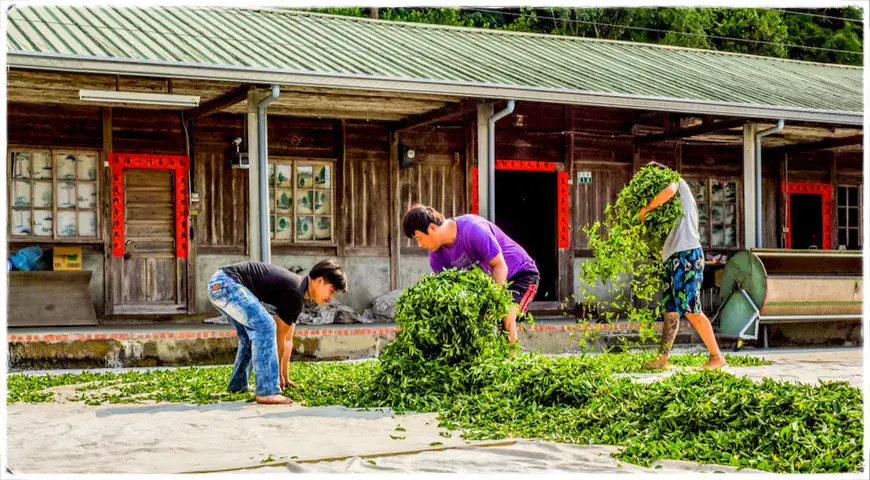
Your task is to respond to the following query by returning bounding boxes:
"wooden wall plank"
[102,107,114,315]
[344,122,390,249]
[574,164,632,252]
[389,131,400,289]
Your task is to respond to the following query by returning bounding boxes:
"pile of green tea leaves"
[6,270,864,473]
[371,268,513,410]
[578,165,683,346]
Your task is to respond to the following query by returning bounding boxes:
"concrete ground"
[5,347,864,475]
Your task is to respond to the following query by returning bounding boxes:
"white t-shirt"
[661,178,702,261]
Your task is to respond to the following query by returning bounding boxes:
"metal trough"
[716,248,862,350]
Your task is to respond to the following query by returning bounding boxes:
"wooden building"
[4,6,863,324]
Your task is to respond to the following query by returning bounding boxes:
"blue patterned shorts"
[662,248,704,316]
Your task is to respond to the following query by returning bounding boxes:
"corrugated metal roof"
[5,6,864,116]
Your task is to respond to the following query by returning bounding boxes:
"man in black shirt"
[207,259,347,404]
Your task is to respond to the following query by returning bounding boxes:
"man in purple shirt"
[402,204,539,345]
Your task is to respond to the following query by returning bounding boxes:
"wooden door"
[112,169,187,314]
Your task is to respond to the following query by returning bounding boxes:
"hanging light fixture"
[79,89,200,108]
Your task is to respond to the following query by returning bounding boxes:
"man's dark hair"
[402,204,445,239]
[644,161,669,170]
[308,259,348,292]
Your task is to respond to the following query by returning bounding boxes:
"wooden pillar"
[464,118,475,214]
[674,141,683,174]
[476,103,494,219]
[336,119,347,258]
[389,131,400,290]
[559,125,576,305]
[742,123,759,249]
[778,153,787,248]
[185,118,196,313]
[102,107,114,315]
[246,88,264,261]
[632,141,641,174]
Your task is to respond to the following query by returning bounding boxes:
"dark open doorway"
[790,193,824,249]
[494,170,558,300]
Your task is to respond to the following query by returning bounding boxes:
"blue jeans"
[207,270,281,397]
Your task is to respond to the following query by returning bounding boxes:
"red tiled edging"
[7,322,691,343]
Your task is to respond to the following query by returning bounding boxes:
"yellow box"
[53,246,83,271]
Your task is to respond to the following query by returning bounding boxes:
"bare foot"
[255,394,293,405]
[643,354,669,370]
[703,353,727,370]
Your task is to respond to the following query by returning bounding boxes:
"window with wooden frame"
[8,148,100,240]
[268,157,334,243]
[686,178,740,249]
[837,185,862,250]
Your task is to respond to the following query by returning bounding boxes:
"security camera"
[232,137,243,146]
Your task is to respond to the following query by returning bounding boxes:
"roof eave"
[7,51,864,126]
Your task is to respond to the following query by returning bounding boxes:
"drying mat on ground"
[195,440,764,474]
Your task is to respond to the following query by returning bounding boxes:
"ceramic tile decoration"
[724,182,737,202]
[57,153,77,180]
[690,180,705,202]
[314,190,329,214]
[296,190,314,214]
[57,182,76,208]
[33,181,53,208]
[12,210,32,235]
[712,204,723,224]
[275,216,292,240]
[712,182,724,202]
[713,225,725,247]
[58,211,77,236]
[296,216,314,241]
[697,205,708,224]
[77,182,97,208]
[314,165,330,189]
[725,204,736,224]
[314,216,331,240]
[77,153,98,180]
[11,151,32,179]
[12,181,32,207]
[296,164,313,188]
[276,189,293,212]
[31,151,51,179]
[78,211,97,237]
[33,210,53,236]
[276,164,292,187]
[725,226,737,247]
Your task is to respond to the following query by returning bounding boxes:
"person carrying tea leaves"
[402,204,539,346]
[207,259,347,404]
[637,161,725,370]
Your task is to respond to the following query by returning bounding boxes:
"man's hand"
[280,377,298,389]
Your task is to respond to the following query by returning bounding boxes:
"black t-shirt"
[220,261,307,326]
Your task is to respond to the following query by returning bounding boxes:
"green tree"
[303,7,863,65]
[709,8,789,58]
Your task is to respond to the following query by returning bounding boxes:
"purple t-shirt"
[429,215,537,279]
